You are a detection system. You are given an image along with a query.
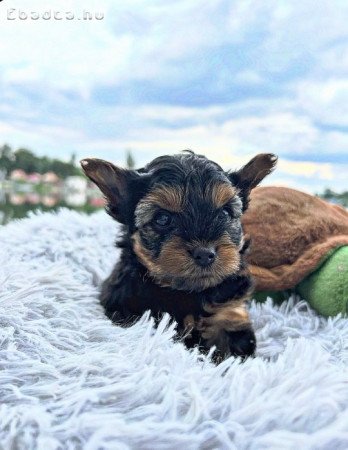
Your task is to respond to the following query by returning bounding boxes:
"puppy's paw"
[227,328,256,359]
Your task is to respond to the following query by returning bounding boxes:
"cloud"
[0,0,347,192]
[295,79,348,127]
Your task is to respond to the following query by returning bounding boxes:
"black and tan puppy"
[81,151,277,361]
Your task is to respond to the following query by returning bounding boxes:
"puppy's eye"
[222,206,233,219]
[153,211,172,227]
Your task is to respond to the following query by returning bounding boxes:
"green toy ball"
[253,246,348,317]
[296,246,348,317]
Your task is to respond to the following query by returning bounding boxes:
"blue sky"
[0,0,348,192]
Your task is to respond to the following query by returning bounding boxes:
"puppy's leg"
[99,262,142,325]
[199,299,256,361]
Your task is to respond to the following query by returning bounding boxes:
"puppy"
[81,151,277,361]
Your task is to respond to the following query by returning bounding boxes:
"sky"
[0,0,348,192]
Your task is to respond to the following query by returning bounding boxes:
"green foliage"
[0,144,81,179]
[70,153,77,166]
[0,144,15,173]
[126,149,136,169]
[318,188,348,207]
[15,149,39,174]
[49,158,81,178]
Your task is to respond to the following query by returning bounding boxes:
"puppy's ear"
[228,153,277,208]
[80,158,147,224]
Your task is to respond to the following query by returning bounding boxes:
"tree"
[1,143,82,179]
[322,188,334,199]
[50,159,81,178]
[0,144,15,174]
[14,148,38,173]
[0,144,14,160]
[126,149,135,169]
[70,153,77,166]
[318,188,348,207]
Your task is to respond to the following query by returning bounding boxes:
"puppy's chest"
[129,282,204,324]
[128,273,252,326]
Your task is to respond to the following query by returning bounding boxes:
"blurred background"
[1,0,348,225]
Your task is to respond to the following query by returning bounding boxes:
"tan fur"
[215,234,241,274]
[242,186,348,290]
[193,296,252,356]
[155,236,193,275]
[132,232,156,271]
[143,186,184,213]
[210,183,237,208]
[133,232,241,290]
[183,314,196,338]
[201,297,251,338]
[183,314,195,328]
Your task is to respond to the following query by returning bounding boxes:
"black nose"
[192,247,216,267]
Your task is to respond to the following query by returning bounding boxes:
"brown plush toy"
[242,187,348,317]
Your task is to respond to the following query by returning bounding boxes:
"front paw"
[227,328,256,359]
[210,328,256,363]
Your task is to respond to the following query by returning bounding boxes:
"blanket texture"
[0,210,347,450]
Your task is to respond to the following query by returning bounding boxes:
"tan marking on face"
[132,231,241,290]
[155,236,193,276]
[143,185,184,213]
[210,183,237,208]
[132,233,198,286]
[132,232,156,271]
[158,235,241,289]
[214,233,241,275]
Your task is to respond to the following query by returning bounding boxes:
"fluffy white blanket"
[0,210,347,450]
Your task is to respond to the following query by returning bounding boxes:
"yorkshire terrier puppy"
[81,151,277,361]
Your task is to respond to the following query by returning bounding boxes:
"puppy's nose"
[193,247,216,267]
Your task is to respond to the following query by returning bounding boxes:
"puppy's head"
[81,151,277,291]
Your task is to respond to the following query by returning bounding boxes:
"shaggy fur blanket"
[0,210,347,450]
